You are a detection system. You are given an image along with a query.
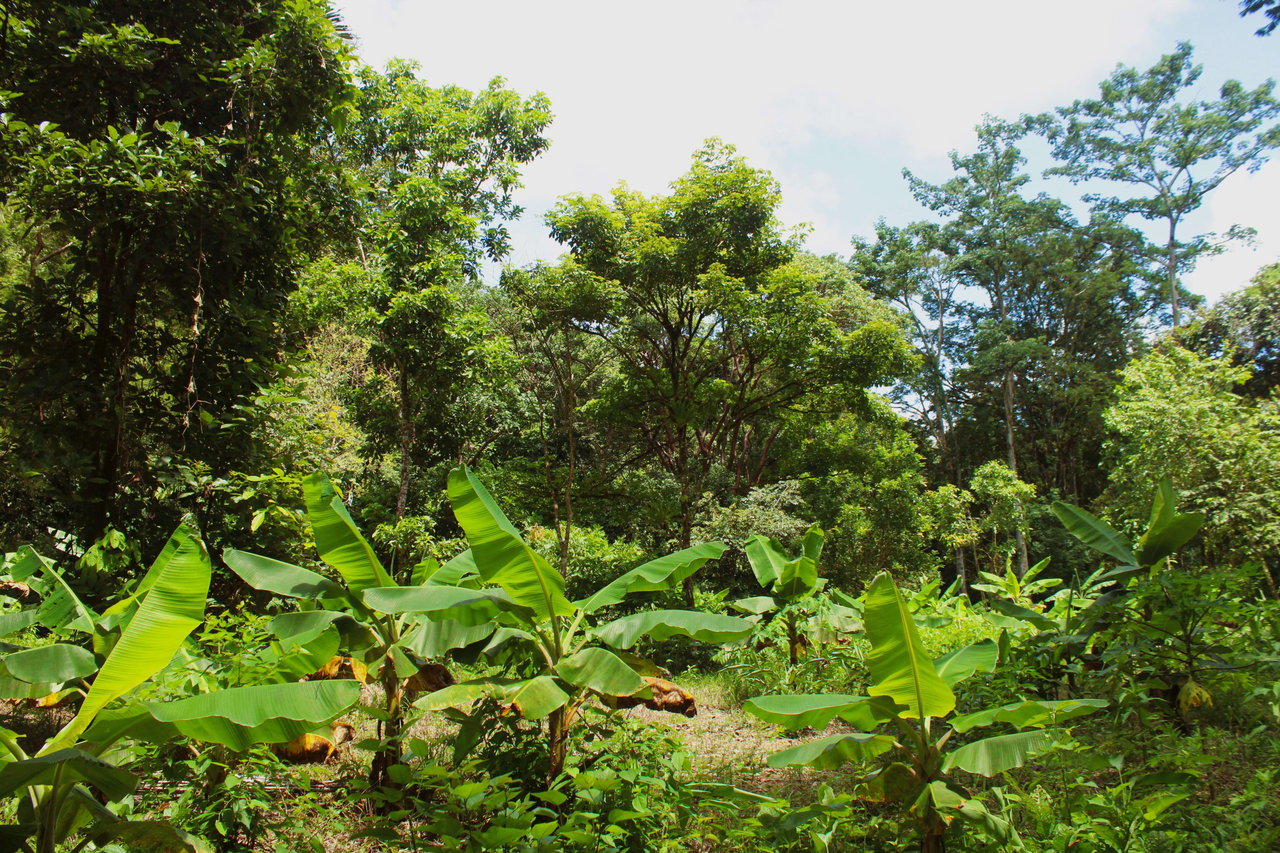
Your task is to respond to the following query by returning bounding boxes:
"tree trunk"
[547,705,568,784]
[1166,223,1180,327]
[1002,369,1030,577]
[395,363,413,524]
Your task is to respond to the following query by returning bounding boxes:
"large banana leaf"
[918,782,1014,842]
[14,547,97,634]
[403,619,495,658]
[86,817,211,853]
[731,595,778,615]
[1135,480,1203,567]
[3,644,97,683]
[363,585,531,625]
[864,572,954,720]
[223,550,343,599]
[0,749,135,800]
[1051,502,1136,566]
[942,729,1063,776]
[303,473,394,593]
[766,732,896,770]
[933,639,998,687]
[0,610,39,639]
[147,681,361,750]
[447,467,573,619]
[743,534,787,588]
[776,553,819,599]
[987,599,1056,631]
[592,610,753,649]
[42,526,210,753]
[576,542,728,612]
[743,694,899,731]
[269,610,345,640]
[555,647,646,697]
[949,698,1108,733]
[415,675,569,720]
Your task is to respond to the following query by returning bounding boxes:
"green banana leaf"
[0,610,39,639]
[265,625,341,683]
[576,541,728,612]
[743,693,899,732]
[919,781,1014,842]
[859,761,920,803]
[363,585,531,625]
[555,647,646,696]
[776,553,819,600]
[269,610,345,640]
[1051,501,1136,566]
[942,728,1063,776]
[431,549,479,586]
[864,572,955,720]
[3,643,97,684]
[743,534,788,588]
[16,548,98,634]
[0,749,136,800]
[986,599,1056,632]
[731,596,779,615]
[87,817,211,853]
[1135,480,1204,567]
[223,550,343,599]
[447,467,573,619]
[147,680,361,750]
[933,639,998,687]
[41,526,210,753]
[416,675,569,720]
[801,525,824,563]
[402,618,495,658]
[303,473,394,592]
[949,698,1108,733]
[766,732,896,770]
[592,609,753,649]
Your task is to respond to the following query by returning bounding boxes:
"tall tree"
[305,62,552,529]
[860,119,1156,573]
[0,0,352,547]
[546,142,913,591]
[1042,42,1280,326]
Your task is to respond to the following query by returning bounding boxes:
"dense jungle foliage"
[2,2,1280,851]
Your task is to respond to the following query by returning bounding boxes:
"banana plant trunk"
[787,612,800,667]
[547,704,569,784]
[370,665,405,802]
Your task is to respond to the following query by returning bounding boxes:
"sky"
[331,0,1280,304]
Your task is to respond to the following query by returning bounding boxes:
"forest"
[2,2,1280,851]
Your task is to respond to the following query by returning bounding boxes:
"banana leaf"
[448,467,573,619]
[864,572,954,720]
[576,542,727,612]
[592,609,753,649]
[147,680,361,750]
[555,647,645,696]
[942,728,1063,776]
[766,732,896,770]
[42,526,210,753]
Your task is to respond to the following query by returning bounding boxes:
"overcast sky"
[331,0,1280,304]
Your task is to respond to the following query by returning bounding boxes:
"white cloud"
[334,0,1280,300]
[1183,159,1280,303]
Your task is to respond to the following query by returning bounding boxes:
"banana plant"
[1053,479,1225,722]
[377,466,754,782]
[223,471,474,793]
[744,572,1106,853]
[735,525,859,664]
[0,527,358,853]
